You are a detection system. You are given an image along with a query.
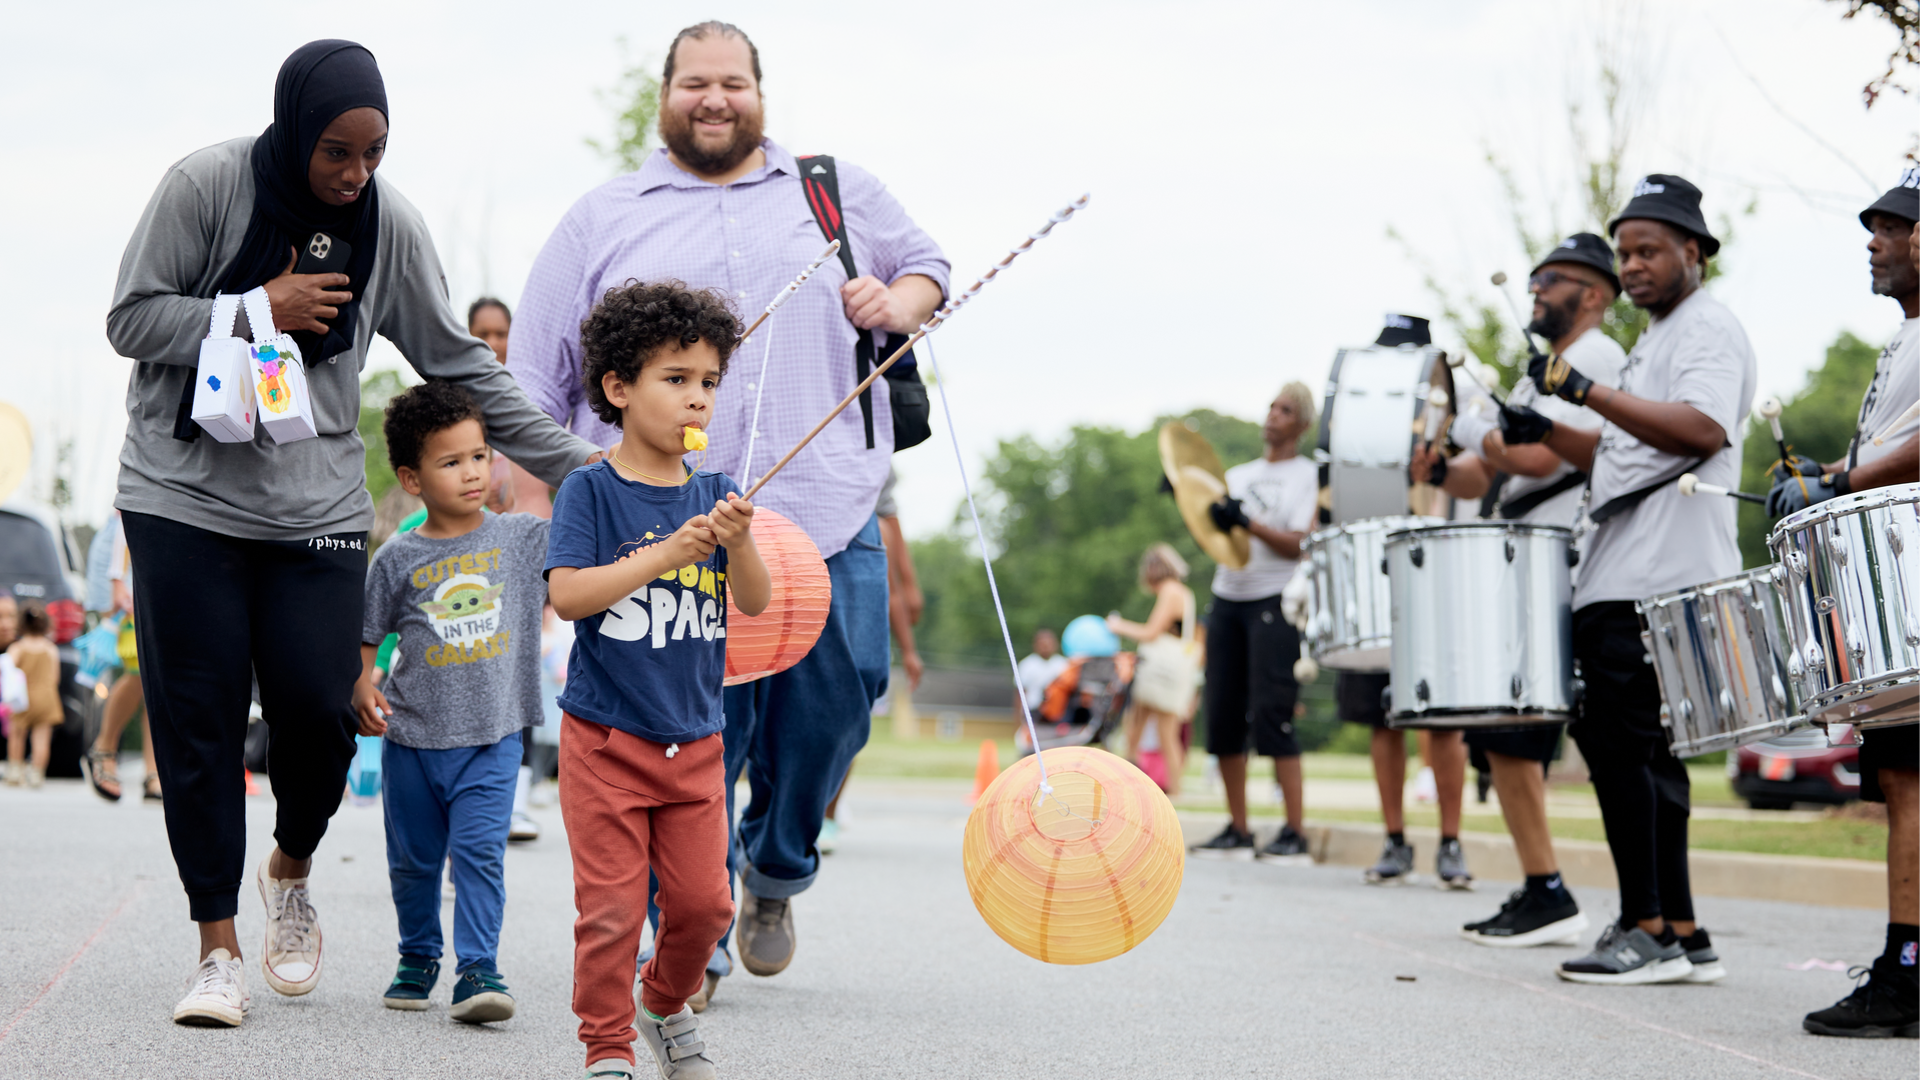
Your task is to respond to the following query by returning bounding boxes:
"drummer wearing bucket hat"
[1503,174,1756,986]
[1793,168,1919,1040]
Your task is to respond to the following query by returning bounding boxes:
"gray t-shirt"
[1576,289,1756,609]
[1850,317,1918,469]
[363,513,551,749]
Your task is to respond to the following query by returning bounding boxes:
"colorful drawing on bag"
[417,573,509,666]
[207,375,222,391]
[255,353,291,414]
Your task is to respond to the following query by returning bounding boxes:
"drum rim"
[1382,522,1575,543]
[1768,480,1920,538]
[1306,515,1447,546]
[1634,564,1779,609]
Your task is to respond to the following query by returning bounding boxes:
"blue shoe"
[449,962,514,1023]
[382,955,439,1011]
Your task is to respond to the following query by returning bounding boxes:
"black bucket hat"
[1533,232,1622,295]
[1374,314,1431,348]
[1860,167,1920,229]
[1608,174,1720,258]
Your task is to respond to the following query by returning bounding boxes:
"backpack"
[796,155,932,452]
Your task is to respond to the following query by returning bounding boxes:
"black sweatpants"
[1570,601,1694,925]
[124,511,364,922]
[1203,596,1303,757]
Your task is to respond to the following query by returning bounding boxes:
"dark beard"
[1527,292,1580,343]
[659,104,765,176]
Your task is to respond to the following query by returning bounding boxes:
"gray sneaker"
[736,875,795,977]
[1434,837,1473,891]
[1363,837,1415,886]
[638,1005,716,1079]
[584,1059,635,1079]
[1557,922,1693,985]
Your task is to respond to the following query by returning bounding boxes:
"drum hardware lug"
[1381,557,1390,576]
[1510,675,1523,701]
[1816,595,1836,613]
[1717,688,1735,718]
[1887,522,1905,555]
[1380,684,1393,713]
[1570,677,1585,702]
[1566,547,1580,568]
[1409,544,1424,569]
[1845,620,1866,662]
[1769,564,1787,590]
[1787,652,1803,679]
[1678,698,1694,724]
[1785,550,1807,578]
[1803,643,1826,673]
[1504,538,1516,563]
[1414,679,1430,707]
[1827,531,1848,566]
[1657,703,1672,730]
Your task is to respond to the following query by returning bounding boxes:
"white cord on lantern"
[740,318,776,488]
[921,335,1052,800]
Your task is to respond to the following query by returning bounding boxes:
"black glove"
[1499,404,1555,444]
[1766,469,1850,519]
[1411,453,1449,487]
[1208,496,1251,532]
[1528,351,1594,405]
[1768,454,1821,487]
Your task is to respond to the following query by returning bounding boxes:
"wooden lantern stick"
[737,239,842,348]
[742,195,1090,500]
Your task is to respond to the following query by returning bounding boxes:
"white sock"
[513,765,532,815]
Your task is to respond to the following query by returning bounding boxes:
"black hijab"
[219,40,387,363]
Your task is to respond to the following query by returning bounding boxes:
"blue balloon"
[1061,614,1120,658]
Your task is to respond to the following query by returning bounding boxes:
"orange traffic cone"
[970,740,1000,804]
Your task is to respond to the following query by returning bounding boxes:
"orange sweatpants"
[560,712,734,1066]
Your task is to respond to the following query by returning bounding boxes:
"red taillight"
[46,598,83,644]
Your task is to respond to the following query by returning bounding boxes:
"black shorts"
[1859,723,1919,803]
[1336,671,1392,728]
[1568,601,1667,762]
[1467,725,1564,769]
[1202,596,1303,758]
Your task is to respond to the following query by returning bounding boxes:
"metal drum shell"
[1383,523,1575,728]
[1304,516,1443,671]
[1323,345,1454,524]
[1768,483,1920,729]
[1637,568,1808,758]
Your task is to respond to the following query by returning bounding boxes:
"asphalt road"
[0,771,1910,1080]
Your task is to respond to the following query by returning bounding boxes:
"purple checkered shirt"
[508,140,950,558]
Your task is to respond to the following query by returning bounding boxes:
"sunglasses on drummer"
[1528,269,1597,292]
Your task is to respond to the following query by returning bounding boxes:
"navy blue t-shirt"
[544,463,736,744]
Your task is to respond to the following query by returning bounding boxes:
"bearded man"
[509,20,948,1008]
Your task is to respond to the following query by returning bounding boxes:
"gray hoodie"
[108,137,597,540]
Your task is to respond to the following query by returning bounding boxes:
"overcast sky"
[3,0,1913,537]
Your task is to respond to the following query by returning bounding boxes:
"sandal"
[83,748,123,802]
[143,775,164,802]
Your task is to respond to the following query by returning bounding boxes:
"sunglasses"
[1528,269,1597,292]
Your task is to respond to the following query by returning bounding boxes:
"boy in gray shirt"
[352,382,551,1023]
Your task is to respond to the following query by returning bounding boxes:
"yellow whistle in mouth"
[683,426,708,452]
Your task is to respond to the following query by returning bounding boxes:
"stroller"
[1018,652,1136,755]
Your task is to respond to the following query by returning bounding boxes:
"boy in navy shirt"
[545,281,770,1080]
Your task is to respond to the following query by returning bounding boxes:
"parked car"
[1729,724,1859,810]
[0,500,100,778]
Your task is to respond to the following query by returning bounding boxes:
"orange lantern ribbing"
[724,508,832,687]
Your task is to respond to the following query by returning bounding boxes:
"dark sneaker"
[1255,825,1313,866]
[382,954,439,1011]
[1189,823,1256,860]
[1363,838,1415,886]
[737,875,795,977]
[687,970,720,1014]
[638,1004,717,1079]
[1803,962,1919,1038]
[1461,885,1588,948]
[1557,923,1692,985]
[1435,838,1473,891]
[449,962,515,1023]
[1678,928,1727,984]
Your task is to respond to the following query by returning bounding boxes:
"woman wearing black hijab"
[107,40,596,1027]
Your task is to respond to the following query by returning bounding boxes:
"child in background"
[545,281,770,1080]
[5,600,61,787]
[351,381,552,1023]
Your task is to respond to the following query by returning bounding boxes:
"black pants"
[124,512,364,922]
[1203,596,1302,757]
[1570,601,1693,924]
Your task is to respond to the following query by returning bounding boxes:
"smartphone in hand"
[294,231,352,277]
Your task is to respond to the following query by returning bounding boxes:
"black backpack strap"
[1497,469,1588,520]
[797,155,878,450]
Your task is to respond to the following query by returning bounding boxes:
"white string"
[740,318,775,488]
[921,335,1052,799]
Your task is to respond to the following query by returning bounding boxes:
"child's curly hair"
[580,280,742,427]
[384,381,485,473]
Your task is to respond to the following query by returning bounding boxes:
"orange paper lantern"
[963,746,1184,965]
[724,508,832,686]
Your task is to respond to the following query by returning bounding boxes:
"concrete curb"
[1178,814,1886,910]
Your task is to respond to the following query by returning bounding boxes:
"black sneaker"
[1803,962,1919,1038]
[1434,838,1473,891]
[1189,823,1256,860]
[381,954,439,1011]
[1461,885,1588,948]
[1255,825,1312,866]
[1678,927,1727,984]
[448,962,514,1023]
[1363,837,1415,885]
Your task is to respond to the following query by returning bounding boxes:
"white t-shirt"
[1850,317,1918,469]
[1016,652,1069,709]
[1576,289,1757,610]
[1502,328,1628,526]
[1209,455,1320,602]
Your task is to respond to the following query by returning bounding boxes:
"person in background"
[5,601,60,788]
[0,595,19,750]
[1015,629,1068,719]
[83,512,162,802]
[1109,544,1198,798]
[467,296,554,520]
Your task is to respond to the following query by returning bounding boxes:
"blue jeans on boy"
[383,735,519,972]
[645,514,890,975]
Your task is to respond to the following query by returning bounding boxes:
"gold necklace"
[611,446,689,486]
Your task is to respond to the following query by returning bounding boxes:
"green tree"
[360,369,409,506]
[586,41,662,174]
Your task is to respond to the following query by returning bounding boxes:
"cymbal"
[0,403,30,508]
[1158,421,1251,570]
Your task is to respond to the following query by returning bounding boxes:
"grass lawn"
[1283,808,1889,862]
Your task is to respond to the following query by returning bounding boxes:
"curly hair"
[384,380,485,473]
[580,280,742,427]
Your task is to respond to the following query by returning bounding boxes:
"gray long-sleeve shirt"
[108,137,597,541]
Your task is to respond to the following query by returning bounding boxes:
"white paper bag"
[241,288,319,445]
[190,293,258,443]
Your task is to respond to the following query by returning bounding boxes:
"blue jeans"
[646,514,890,975]
[383,735,519,972]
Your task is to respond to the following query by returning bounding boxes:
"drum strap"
[1588,458,1705,523]
[1498,470,1589,520]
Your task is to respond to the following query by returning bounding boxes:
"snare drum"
[1382,523,1575,727]
[1303,516,1443,670]
[1769,483,1920,729]
[1637,568,1807,758]
[1319,344,1454,523]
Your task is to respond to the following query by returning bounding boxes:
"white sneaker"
[173,948,249,1026]
[509,811,541,842]
[257,859,323,996]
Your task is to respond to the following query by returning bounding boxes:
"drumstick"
[1755,395,1808,501]
[742,195,1090,501]
[1446,354,1507,406]
[1490,271,1546,361]
[1678,472,1765,505]
[737,239,841,347]
[1872,400,1920,445]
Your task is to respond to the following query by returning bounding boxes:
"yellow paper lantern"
[724,509,832,686]
[963,746,1184,964]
